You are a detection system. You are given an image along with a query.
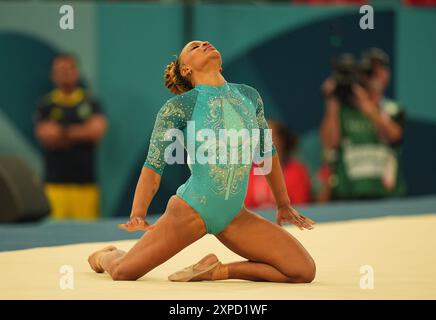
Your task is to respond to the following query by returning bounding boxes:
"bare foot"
[168,253,225,282]
[88,245,117,273]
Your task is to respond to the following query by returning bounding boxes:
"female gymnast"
[88,40,316,283]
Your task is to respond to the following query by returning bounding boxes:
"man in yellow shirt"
[34,54,107,220]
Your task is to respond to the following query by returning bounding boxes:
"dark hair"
[164,58,193,95]
[359,48,390,76]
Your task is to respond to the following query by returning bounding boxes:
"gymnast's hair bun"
[164,59,193,95]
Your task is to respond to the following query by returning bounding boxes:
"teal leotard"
[143,82,276,234]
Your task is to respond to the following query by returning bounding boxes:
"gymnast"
[88,40,316,283]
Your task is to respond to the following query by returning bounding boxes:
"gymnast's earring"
[182,68,192,77]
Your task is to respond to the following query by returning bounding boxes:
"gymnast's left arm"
[263,155,315,231]
[253,88,315,230]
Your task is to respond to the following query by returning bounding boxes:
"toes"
[200,253,219,266]
[88,253,103,273]
[193,254,220,274]
[88,246,116,273]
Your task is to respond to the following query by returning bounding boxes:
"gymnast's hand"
[276,204,315,231]
[118,216,155,232]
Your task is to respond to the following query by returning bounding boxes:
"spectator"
[245,119,311,208]
[314,149,333,203]
[34,54,107,220]
[319,48,406,200]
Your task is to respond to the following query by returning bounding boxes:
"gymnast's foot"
[168,253,226,282]
[88,245,117,273]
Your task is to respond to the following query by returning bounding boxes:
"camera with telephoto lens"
[331,53,359,107]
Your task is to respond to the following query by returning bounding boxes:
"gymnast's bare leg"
[181,206,316,283]
[88,194,207,280]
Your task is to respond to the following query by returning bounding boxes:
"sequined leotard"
[143,82,276,234]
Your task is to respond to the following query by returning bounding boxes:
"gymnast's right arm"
[118,169,160,232]
[120,99,187,231]
[128,167,162,223]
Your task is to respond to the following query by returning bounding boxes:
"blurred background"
[0,0,435,224]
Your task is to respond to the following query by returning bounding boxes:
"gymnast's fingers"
[145,222,155,230]
[276,212,283,226]
[290,208,314,230]
[118,223,148,232]
[118,217,152,232]
[303,216,316,225]
[287,215,304,230]
[299,214,316,229]
[296,214,314,230]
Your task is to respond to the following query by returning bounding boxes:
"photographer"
[319,49,406,200]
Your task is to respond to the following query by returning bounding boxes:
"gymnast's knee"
[284,259,316,283]
[296,259,316,283]
[111,265,141,281]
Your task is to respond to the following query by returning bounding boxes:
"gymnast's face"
[179,40,222,78]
